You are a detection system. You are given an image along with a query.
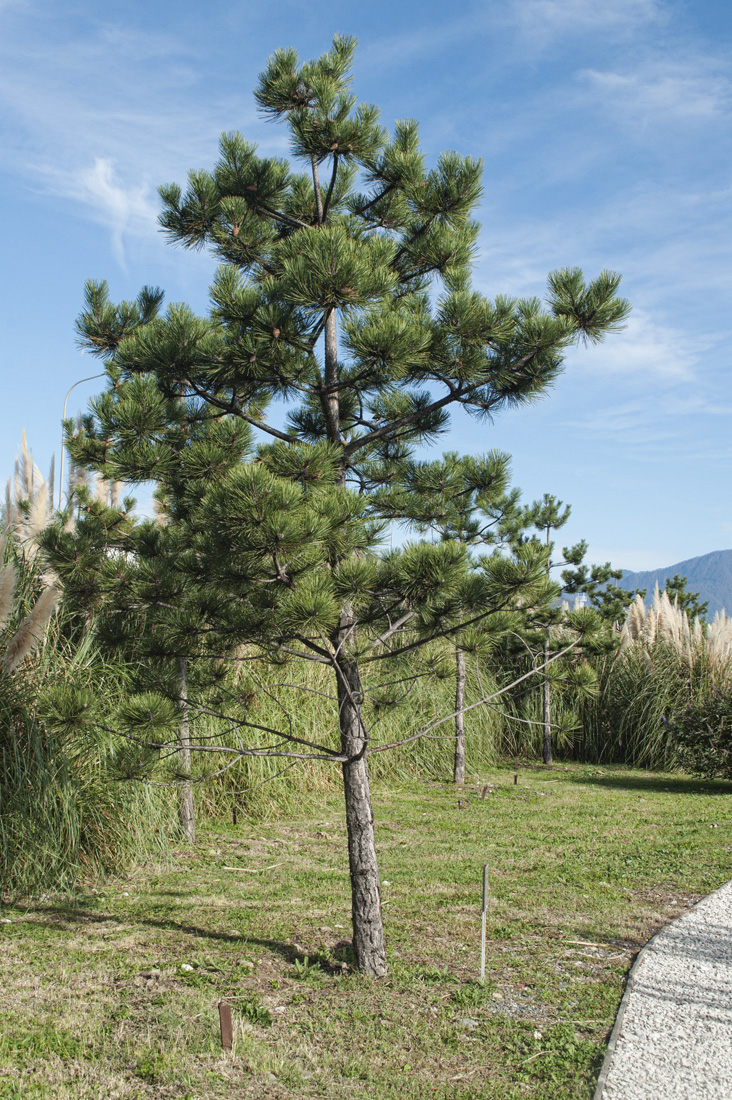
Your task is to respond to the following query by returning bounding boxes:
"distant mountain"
[619,549,732,618]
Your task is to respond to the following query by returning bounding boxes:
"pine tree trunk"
[334,626,387,977]
[542,632,552,766]
[453,647,466,784]
[316,163,384,973]
[177,658,196,843]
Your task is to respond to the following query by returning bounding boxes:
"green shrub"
[671,690,732,779]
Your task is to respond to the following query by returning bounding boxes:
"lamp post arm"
[58,373,105,509]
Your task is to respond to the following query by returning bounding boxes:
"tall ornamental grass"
[578,587,732,767]
[1,441,173,897]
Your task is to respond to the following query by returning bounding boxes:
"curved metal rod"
[58,373,105,508]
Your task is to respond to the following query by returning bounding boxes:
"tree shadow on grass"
[565,771,732,797]
[27,900,335,965]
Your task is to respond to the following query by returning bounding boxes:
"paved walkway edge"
[592,885,727,1100]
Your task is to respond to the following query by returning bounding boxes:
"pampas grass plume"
[0,563,17,631]
[2,583,61,673]
[619,583,731,688]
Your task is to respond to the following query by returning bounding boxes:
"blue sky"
[1,0,730,571]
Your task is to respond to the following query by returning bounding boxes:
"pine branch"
[183,380,294,442]
[343,387,464,458]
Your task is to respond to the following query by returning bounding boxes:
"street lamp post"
[58,374,105,509]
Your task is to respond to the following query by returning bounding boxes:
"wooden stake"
[219,1000,233,1050]
[480,863,489,983]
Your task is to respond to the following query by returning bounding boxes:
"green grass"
[2,764,732,1098]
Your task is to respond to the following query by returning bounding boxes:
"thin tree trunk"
[454,646,466,784]
[542,520,553,767]
[177,657,196,842]
[323,311,341,448]
[334,623,387,977]
[316,147,383,972]
[542,632,552,766]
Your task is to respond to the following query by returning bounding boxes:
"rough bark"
[177,657,196,842]
[542,632,553,766]
[335,624,387,977]
[453,647,466,784]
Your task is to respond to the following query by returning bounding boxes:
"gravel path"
[595,880,732,1099]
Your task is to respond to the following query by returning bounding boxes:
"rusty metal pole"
[219,1001,233,1050]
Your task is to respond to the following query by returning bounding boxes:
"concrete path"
[594,880,732,1099]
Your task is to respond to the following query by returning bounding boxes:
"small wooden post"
[513,758,518,785]
[219,1000,233,1050]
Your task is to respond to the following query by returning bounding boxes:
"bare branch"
[364,610,415,654]
[367,637,582,754]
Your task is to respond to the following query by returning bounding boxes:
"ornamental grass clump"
[1,440,172,896]
[579,585,732,768]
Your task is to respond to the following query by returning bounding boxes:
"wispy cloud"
[581,61,732,123]
[357,6,492,72]
[0,16,267,264]
[510,0,664,41]
[566,312,699,382]
[75,158,158,268]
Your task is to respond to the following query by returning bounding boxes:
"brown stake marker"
[219,1000,233,1050]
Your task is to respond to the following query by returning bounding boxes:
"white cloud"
[565,311,698,382]
[0,17,267,264]
[75,158,158,268]
[358,9,492,71]
[581,62,732,122]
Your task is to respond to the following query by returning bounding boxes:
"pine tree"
[44,338,254,844]
[515,495,627,764]
[57,36,630,975]
[562,556,642,625]
[663,574,708,621]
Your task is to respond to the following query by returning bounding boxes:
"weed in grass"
[0,1021,85,1060]
[451,980,496,1008]
[293,954,324,980]
[238,997,273,1027]
[508,1021,600,1091]
[134,1049,166,1083]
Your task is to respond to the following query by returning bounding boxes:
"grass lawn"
[2,764,732,1099]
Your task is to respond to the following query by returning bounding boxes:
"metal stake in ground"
[219,1000,233,1050]
[480,863,489,983]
